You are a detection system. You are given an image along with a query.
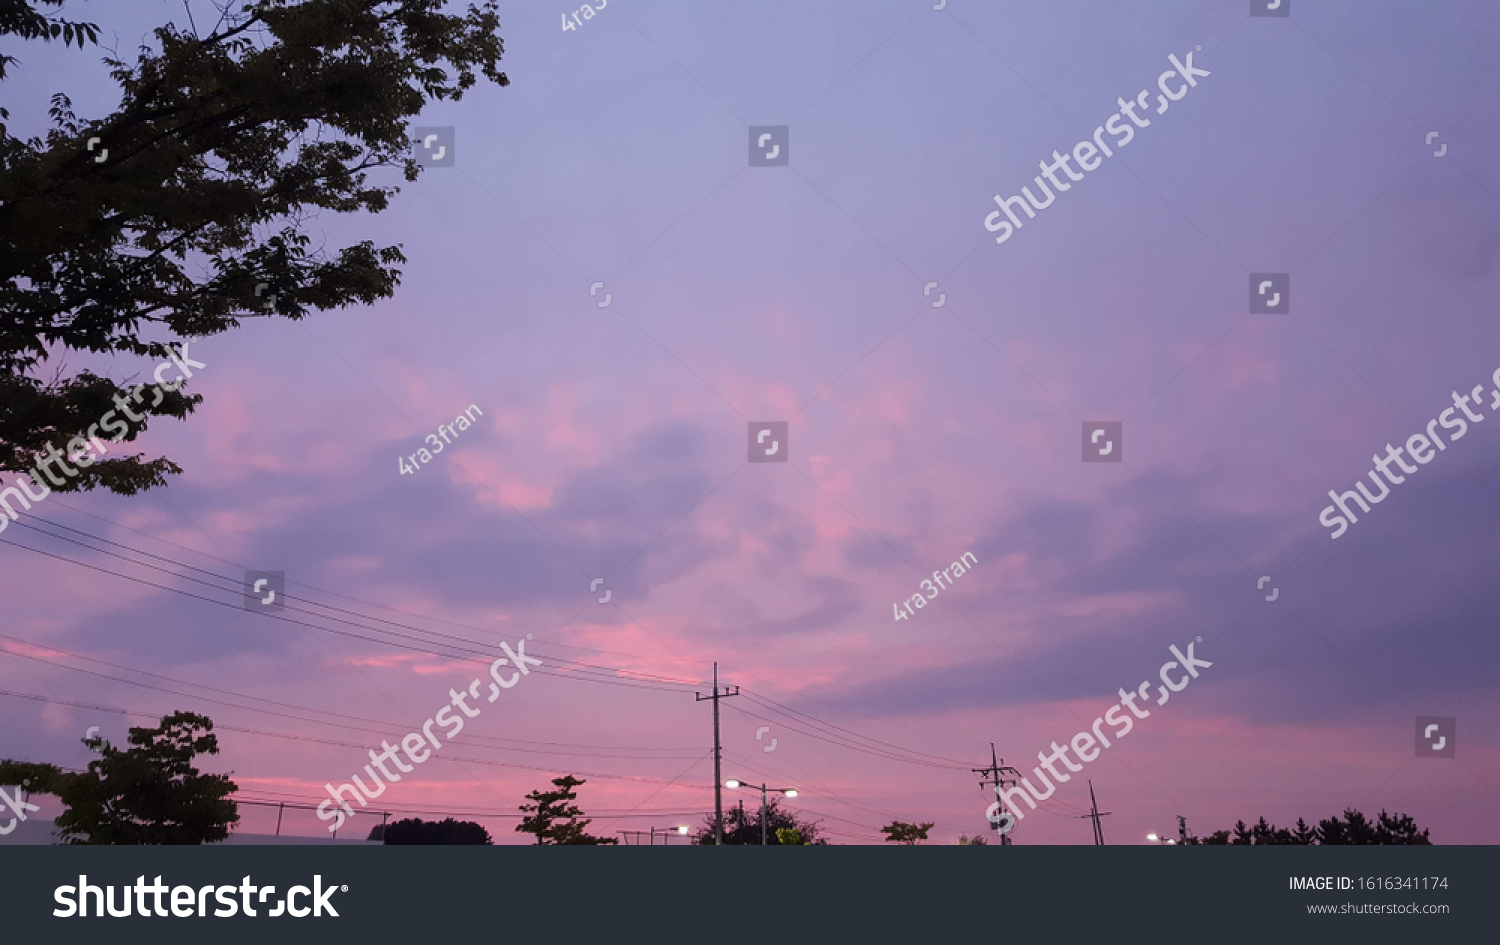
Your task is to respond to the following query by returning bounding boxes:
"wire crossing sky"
[2,0,1499,845]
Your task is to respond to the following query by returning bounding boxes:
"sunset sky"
[3,0,1499,844]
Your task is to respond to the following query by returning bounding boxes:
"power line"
[722,701,968,771]
[22,770,706,825]
[740,690,973,768]
[0,687,714,787]
[0,533,694,694]
[0,645,705,762]
[14,511,703,682]
[0,637,706,761]
[9,511,974,777]
[11,515,700,686]
[5,514,993,794]
[0,633,698,758]
[36,498,710,674]
[722,749,904,825]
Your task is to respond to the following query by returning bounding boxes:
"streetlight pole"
[759,784,768,847]
[724,779,797,845]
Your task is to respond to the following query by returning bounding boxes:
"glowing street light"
[724,779,798,845]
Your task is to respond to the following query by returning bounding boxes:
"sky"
[2,0,1499,845]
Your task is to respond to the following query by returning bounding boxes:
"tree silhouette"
[516,775,617,845]
[377,817,491,844]
[1231,817,1299,845]
[692,799,828,845]
[1318,809,1430,845]
[1182,809,1429,845]
[880,820,934,845]
[0,711,238,844]
[0,0,100,79]
[1291,817,1318,844]
[1,1,509,493]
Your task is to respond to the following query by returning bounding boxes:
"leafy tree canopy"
[693,799,829,845]
[0,711,238,844]
[880,820,934,845]
[516,775,617,845]
[1,0,508,494]
[375,816,491,844]
[0,0,100,79]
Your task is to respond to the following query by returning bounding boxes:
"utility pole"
[759,783,769,846]
[972,742,1022,845]
[1177,814,1191,844]
[275,802,284,837]
[695,662,739,845]
[1078,780,1112,845]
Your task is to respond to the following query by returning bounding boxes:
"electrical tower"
[972,742,1023,845]
[1078,780,1112,845]
[695,662,739,845]
[1177,814,1193,844]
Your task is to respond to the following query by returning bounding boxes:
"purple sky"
[3,0,1500,844]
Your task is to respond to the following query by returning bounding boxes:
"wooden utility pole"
[972,742,1022,844]
[695,662,739,845]
[1079,780,1112,845]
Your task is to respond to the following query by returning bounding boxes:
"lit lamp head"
[782,789,798,798]
[724,779,741,789]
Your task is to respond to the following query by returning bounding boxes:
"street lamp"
[1146,833,1176,845]
[724,779,798,846]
